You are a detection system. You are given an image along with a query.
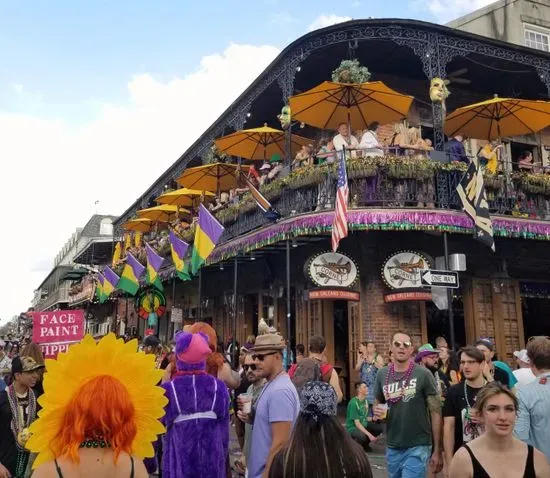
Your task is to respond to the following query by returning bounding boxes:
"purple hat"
[415,343,440,363]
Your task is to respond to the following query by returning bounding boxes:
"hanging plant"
[331,59,371,84]
[260,179,285,200]
[347,157,379,178]
[483,172,504,191]
[285,165,327,189]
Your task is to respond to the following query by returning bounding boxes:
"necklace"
[464,379,486,420]
[385,361,414,405]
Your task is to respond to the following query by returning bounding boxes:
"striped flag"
[331,150,349,252]
[456,156,495,251]
[118,253,145,295]
[102,266,120,299]
[146,243,165,291]
[191,204,225,274]
[241,172,281,222]
[96,274,107,303]
[169,231,191,281]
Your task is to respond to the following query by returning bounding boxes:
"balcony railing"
[213,154,550,243]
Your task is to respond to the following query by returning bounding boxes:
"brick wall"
[361,268,425,361]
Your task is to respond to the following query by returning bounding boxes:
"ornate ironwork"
[117,20,550,226]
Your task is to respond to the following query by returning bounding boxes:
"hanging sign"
[31,310,85,358]
[382,251,432,290]
[384,292,432,303]
[171,307,183,323]
[308,289,360,301]
[305,251,359,288]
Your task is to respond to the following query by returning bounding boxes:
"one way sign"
[420,269,459,288]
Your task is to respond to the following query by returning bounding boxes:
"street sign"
[420,269,459,288]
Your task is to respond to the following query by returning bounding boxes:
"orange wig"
[51,375,137,463]
[188,322,224,376]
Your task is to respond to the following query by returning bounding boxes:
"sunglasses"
[393,340,412,349]
[528,335,550,342]
[243,364,257,371]
[252,352,277,361]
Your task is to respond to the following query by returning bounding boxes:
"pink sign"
[32,310,85,358]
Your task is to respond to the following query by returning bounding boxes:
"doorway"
[333,300,350,401]
[522,297,550,340]
[425,296,466,348]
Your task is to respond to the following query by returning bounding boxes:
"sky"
[0,0,495,324]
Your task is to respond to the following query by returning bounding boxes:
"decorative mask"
[278,105,292,130]
[429,78,450,104]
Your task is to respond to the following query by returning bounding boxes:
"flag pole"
[443,232,456,350]
[197,269,202,322]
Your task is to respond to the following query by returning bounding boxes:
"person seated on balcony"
[293,144,314,167]
[333,122,359,157]
[219,191,230,205]
[208,195,224,212]
[478,140,504,173]
[267,154,286,181]
[388,122,409,156]
[360,122,384,158]
[316,137,336,165]
[446,134,469,164]
[518,150,535,171]
[258,162,271,186]
[407,127,433,158]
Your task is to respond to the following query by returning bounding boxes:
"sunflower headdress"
[27,333,167,469]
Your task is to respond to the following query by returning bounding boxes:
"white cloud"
[10,83,24,94]
[0,42,280,324]
[417,0,497,23]
[307,14,352,32]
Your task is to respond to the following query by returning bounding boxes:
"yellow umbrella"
[214,125,310,160]
[445,97,550,140]
[288,80,413,130]
[176,162,250,193]
[122,218,154,233]
[155,188,216,208]
[137,204,191,222]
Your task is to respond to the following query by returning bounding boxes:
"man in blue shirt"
[515,336,550,463]
[446,134,469,164]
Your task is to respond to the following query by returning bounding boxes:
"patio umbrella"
[155,188,216,208]
[288,80,414,130]
[214,125,310,160]
[137,204,191,222]
[122,218,155,233]
[445,97,550,140]
[176,162,251,193]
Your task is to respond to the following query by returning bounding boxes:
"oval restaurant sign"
[382,251,432,290]
[306,251,359,289]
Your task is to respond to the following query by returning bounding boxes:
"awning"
[60,268,89,282]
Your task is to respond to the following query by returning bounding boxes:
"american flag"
[331,150,349,252]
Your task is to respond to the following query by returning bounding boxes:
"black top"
[0,391,16,476]
[463,443,536,478]
[443,382,485,452]
[54,456,135,477]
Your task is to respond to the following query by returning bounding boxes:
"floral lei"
[385,361,415,405]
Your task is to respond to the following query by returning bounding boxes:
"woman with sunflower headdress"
[26,334,167,477]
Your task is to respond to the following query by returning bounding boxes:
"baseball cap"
[513,349,530,364]
[12,356,45,374]
[415,344,440,363]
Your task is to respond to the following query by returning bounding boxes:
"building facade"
[112,18,550,396]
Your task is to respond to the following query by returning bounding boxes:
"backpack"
[290,357,323,395]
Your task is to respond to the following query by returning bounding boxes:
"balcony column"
[535,67,550,98]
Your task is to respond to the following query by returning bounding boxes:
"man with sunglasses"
[236,353,266,474]
[374,332,443,478]
[237,332,299,478]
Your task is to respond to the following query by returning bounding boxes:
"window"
[99,218,113,235]
[524,28,550,52]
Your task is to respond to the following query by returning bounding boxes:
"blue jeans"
[386,445,431,478]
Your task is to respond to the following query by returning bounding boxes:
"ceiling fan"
[446,68,471,85]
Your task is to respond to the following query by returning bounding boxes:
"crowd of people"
[1,327,549,478]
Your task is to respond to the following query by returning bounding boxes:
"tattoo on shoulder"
[427,395,441,414]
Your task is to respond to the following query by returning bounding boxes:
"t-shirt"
[247,374,300,478]
[513,368,536,389]
[443,382,485,452]
[244,382,265,462]
[346,396,369,433]
[374,364,438,448]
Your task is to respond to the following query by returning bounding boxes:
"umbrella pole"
[286,239,292,368]
[232,255,238,368]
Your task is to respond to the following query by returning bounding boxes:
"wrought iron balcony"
[215,156,550,244]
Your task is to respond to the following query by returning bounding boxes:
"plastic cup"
[380,404,388,420]
[240,393,252,414]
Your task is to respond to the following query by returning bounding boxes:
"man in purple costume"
[161,331,229,478]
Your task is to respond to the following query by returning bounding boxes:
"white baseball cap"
[513,349,530,364]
